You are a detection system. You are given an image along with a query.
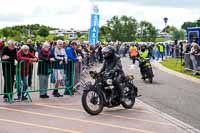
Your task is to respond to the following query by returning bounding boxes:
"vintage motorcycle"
[81,70,138,115]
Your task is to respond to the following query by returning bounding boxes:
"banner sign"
[89,6,100,45]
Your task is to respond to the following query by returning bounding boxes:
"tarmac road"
[122,58,200,130]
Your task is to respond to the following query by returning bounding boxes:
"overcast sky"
[0,0,199,30]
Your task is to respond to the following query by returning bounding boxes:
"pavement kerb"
[152,61,200,84]
[138,100,200,133]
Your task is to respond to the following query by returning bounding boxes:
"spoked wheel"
[82,90,104,115]
[121,83,135,109]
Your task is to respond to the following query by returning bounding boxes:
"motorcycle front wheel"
[82,90,104,115]
[121,83,136,109]
[148,68,154,84]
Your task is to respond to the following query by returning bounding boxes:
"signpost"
[89,6,100,45]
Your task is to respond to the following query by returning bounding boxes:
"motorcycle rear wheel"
[82,90,104,115]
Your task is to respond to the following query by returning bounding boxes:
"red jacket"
[17,50,36,76]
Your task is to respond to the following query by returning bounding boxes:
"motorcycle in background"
[138,57,154,83]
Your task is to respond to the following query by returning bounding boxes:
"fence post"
[16,60,32,102]
[65,60,75,96]
[1,61,15,104]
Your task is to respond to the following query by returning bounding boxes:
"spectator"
[38,42,54,98]
[190,43,200,55]
[0,40,5,57]
[190,43,200,74]
[119,43,125,57]
[147,43,154,60]
[65,41,79,95]
[183,41,191,54]
[90,45,96,63]
[26,39,36,88]
[158,43,165,60]
[129,44,138,64]
[52,40,67,97]
[153,44,160,61]
[85,44,91,66]
[174,40,179,58]
[81,45,90,68]
[65,41,83,95]
[97,44,103,63]
[1,40,17,102]
[65,41,81,62]
[16,45,37,101]
[36,42,42,52]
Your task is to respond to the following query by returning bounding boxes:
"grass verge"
[160,58,200,79]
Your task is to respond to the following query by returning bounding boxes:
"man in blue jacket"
[65,41,82,95]
[65,41,79,62]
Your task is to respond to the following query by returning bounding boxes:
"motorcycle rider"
[138,44,151,79]
[100,46,125,101]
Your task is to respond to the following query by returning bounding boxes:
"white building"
[49,28,88,40]
[158,32,171,38]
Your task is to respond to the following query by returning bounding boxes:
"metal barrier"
[0,61,16,103]
[184,53,200,73]
[184,53,193,70]
[14,60,76,102]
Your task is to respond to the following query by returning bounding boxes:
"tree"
[138,21,157,42]
[170,29,185,40]
[179,30,186,40]
[37,26,49,37]
[162,26,178,33]
[0,24,55,41]
[105,16,138,41]
[196,19,200,27]
[76,32,82,38]
[181,22,196,30]
[1,28,10,38]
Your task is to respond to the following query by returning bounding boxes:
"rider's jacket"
[100,55,125,79]
[139,50,149,59]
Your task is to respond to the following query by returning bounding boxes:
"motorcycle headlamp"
[106,79,113,85]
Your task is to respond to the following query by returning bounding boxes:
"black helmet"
[102,46,115,60]
[140,44,146,52]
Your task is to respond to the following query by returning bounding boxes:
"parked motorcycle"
[138,57,154,83]
[81,71,138,115]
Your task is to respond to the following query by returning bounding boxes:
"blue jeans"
[160,52,164,60]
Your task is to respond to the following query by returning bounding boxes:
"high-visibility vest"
[139,50,149,59]
[130,46,137,57]
[159,45,164,52]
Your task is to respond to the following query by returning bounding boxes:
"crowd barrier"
[0,60,79,103]
[0,61,16,103]
[184,53,200,73]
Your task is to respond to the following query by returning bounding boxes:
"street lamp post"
[163,17,168,32]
